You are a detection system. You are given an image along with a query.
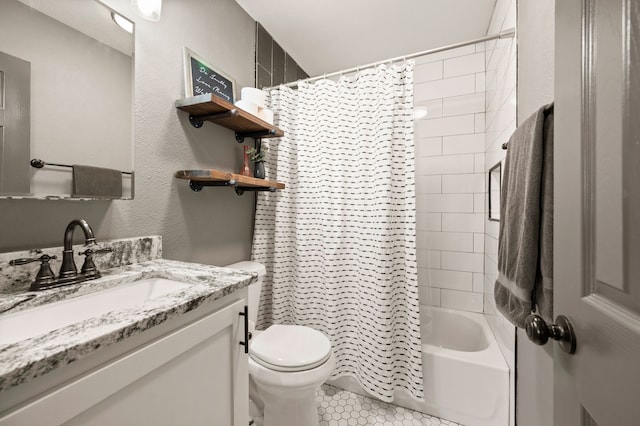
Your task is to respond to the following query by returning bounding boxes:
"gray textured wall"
[0,0,257,267]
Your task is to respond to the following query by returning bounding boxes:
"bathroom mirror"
[488,161,501,222]
[0,0,134,199]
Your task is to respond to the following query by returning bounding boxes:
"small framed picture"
[488,161,502,222]
[183,47,236,103]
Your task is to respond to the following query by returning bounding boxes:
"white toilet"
[226,261,336,426]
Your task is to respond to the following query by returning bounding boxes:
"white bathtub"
[328,307,509,426]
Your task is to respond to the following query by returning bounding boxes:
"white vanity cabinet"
[0,290,249,426]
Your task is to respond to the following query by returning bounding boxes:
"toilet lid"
[250,324,332,372]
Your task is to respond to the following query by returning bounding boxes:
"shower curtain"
[251,61,423,402]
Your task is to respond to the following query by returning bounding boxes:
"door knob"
[524,314,577,354]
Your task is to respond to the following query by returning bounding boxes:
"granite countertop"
[0,259,256,392]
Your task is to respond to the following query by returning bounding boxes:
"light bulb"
[133,0,162,21]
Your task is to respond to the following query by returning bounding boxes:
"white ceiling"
[234,0,497,77]
[17,0,134,56]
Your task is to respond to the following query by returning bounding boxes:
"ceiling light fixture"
[133,0,162,21]
[111,12,134,33]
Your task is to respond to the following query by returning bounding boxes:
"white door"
[554,0,640,424]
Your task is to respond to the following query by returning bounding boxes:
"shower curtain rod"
[268,27,516,89]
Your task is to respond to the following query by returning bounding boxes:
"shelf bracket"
[188,179,237,192]
[185,178,277,196]
[189,109,239,128]
[235,129,277,143]
[234,186,277,196]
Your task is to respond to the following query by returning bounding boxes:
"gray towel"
[72,165,123,198]
[494,104,554,328]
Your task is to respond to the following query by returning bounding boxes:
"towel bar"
[30,159,133,175]
[502,103,554,151]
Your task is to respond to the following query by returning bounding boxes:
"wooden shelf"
[175,169,285,195]
[175,94,284,140]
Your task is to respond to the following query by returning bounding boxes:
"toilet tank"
[225,261,265,325]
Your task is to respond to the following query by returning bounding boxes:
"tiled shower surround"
[483,0,517,360]
[483,1,517,424]
[414,44,487,313]
[413,0,517,356]
[413,4,517,421]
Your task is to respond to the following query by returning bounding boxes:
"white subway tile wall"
[483,0,516,358]
[414,47,486,314]
[441,213,484,233]
[415,75,476,102]
[443,53,485,78]
[483,1,517,424]
[413,19,517,425]
[442,174,484,194]
[441,289,484,312]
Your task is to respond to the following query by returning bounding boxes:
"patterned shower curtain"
[251,61,423,402]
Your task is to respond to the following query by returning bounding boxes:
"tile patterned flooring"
[317,385,461,426]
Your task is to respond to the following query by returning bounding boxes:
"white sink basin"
[0,278,191,346]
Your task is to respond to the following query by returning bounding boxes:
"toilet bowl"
[226,261,335,426]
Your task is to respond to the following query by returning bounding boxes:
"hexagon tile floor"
[316,384,461,426]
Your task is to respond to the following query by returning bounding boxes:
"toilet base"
[250,371,322,426]
[260,386,319,426]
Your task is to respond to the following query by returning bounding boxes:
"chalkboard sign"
[183,48,235,103]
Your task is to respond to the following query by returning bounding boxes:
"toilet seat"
[250,324,332,372]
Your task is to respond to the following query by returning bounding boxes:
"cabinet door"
[1,300,249,426]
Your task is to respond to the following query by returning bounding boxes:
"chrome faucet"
[58,219,97,282]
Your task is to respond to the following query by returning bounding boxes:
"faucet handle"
[10,255,58,291]
[78,247,113,278]
[9,254,57,266]
[79,247,113,256]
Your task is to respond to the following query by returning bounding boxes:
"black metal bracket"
[234,186,276,196]
[187,179,275,196]
[235,129,277,143]
[188,179,237,192]
[188,109,239,128]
